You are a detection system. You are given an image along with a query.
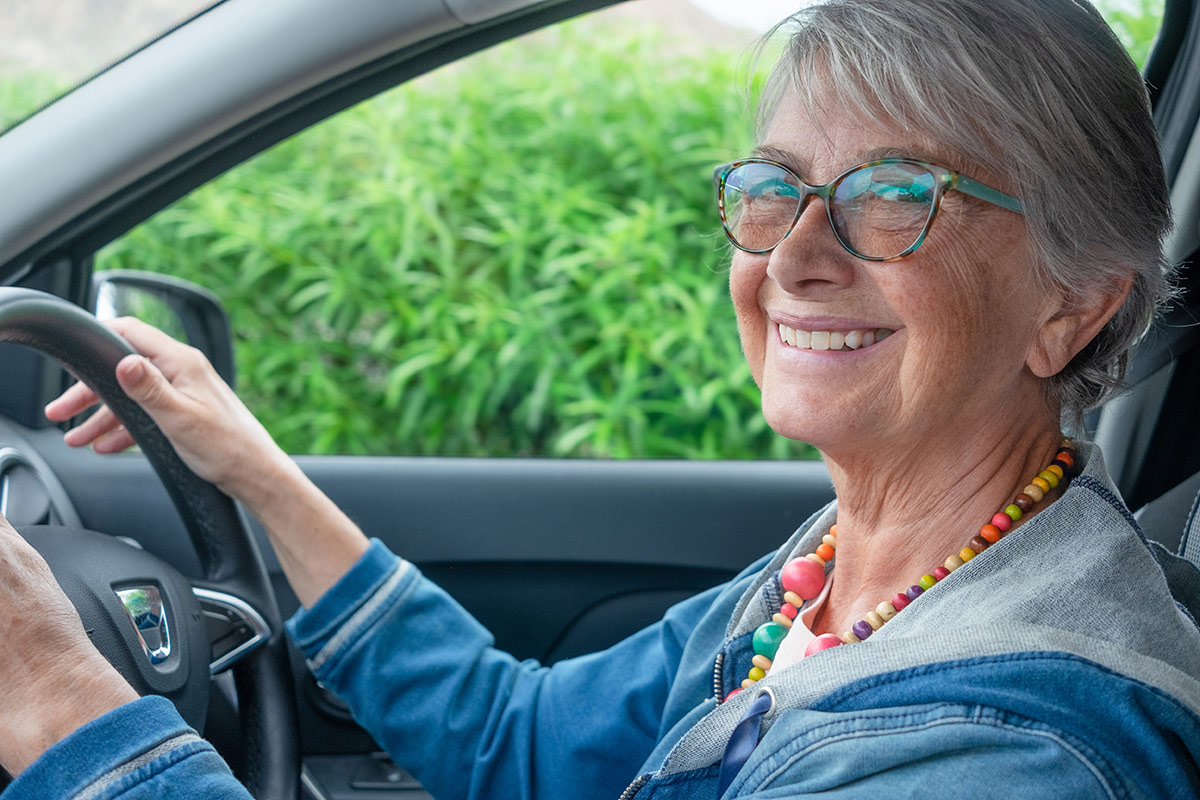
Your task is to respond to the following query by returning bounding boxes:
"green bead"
[1039,470,1060,489]
[748,666,766,681]
[919,574,937,590]
[751,622,788,660]
[1004,504,1022,521]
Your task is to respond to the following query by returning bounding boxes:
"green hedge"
[94,25,815,459]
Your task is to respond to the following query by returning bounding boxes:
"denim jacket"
[8,443,1200,800]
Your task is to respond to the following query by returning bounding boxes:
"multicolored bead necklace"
[739,438,1078,691]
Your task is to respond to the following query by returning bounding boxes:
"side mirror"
[90,270,236,389]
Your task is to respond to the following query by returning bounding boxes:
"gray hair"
[757,0,1175,419]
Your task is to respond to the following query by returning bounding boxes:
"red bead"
[781,557,825,600]
[803,633,844,658]
[1014,494,1033,512]
[892,592,911,611]
[724,688,743,702]
[932,566,950,580]
[991,512,1012,532]
[779,603,798,619]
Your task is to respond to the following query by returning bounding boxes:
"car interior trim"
[298,765,331,800]
[192,587,272,675]
[0,0,462,274]
[0,431,82,528]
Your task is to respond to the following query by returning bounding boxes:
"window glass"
[96,3,805,460]
[90,0,1164,459]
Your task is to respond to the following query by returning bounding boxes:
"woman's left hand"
[0,513,139,776]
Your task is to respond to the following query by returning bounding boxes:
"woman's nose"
[765,199,855,294]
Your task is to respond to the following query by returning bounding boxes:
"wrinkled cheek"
[729,256,766,386]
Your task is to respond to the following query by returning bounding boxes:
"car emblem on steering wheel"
[115,586,171,665]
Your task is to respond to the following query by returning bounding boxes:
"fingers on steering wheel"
[105,317,199,381]
[44,379,100,422]
[63,405,128,451]
[93,426,135,454]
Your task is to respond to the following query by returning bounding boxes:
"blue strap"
[716,691,773,797]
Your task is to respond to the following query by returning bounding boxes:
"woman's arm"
[285,538,728,800]
[43,318,722,799]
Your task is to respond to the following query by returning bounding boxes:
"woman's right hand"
[43,316,291,507]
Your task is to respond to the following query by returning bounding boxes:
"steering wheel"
[0,287,300,800]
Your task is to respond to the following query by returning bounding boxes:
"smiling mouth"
[776,322,896,352]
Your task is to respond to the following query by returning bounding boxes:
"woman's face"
[730,96,1060,455]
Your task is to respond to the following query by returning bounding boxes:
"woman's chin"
[759,402,856,453]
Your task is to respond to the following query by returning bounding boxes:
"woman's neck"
[810,415,1065,637]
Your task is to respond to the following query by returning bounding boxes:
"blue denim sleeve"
[286,539,723,800]
[5,695,250,800]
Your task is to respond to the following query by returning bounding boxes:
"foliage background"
[110,24,789,459]
[0,2,1164,458]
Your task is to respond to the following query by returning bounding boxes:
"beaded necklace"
[738,438,1078,692]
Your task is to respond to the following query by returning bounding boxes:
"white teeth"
[776,323,895,352]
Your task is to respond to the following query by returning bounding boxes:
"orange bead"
[816,543,835,562]
[980,524,1003,544]
[1032,477,1051,493]
[829,524,838,538]
[1056,451,1074,468]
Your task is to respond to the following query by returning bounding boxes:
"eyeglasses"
[713,157,1023,261]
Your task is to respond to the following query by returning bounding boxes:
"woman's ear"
[1026,274,1134,379]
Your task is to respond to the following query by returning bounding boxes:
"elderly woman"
[1,0,1198,797]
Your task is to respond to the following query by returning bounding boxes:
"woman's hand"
[0,513,138,776]
[44,317,291,508]
[46,316,369,607]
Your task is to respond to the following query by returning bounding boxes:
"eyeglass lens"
[722,161,938,258]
